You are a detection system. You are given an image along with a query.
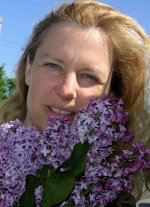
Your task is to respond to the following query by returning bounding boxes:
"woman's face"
[24,22,112,131]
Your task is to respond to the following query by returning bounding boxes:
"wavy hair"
[0,0,150,199]
[1,0,150,122]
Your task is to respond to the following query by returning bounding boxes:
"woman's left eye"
[83,73,98,82]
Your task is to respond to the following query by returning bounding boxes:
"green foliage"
[19,174,36,207]
[0,65,7,100]
[19,165,55,207]
[18,141,90,207]
[6,78,16,96]
[42,172,75,207]
[60,140,90,177]
[0,65,16,101]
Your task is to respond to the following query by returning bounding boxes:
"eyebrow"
[40,53,64,64]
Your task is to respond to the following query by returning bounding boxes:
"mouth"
[47,106,75,116]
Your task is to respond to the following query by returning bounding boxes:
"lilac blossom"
[0,96,149,207]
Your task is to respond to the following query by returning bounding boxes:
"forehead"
[39,22,109,50]
[35,22,112,68]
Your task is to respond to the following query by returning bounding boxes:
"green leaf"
[41,172,75,207]
[19,174,36,207]
[60,141,90,177]
[19,142,90,207]
[19,166,55,207]
[36,165,55,179]
[34,165,55,188]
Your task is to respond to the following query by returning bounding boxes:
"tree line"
[0,65,16,102]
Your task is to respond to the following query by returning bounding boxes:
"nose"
[55,73,77,100]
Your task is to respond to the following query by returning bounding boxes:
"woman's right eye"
[45,63,60,70]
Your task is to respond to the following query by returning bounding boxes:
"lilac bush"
[0,95,149,207]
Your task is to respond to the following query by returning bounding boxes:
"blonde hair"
[1,0,150,123]
[0,0,150,198]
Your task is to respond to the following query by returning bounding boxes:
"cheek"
[26,78,48,112]
[84,85,105,98]
[30,73,54,97]
[78,85,104,107]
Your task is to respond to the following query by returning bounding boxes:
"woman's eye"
[83,73,98,82]
[45,63,60,70]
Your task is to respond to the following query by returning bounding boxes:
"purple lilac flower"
[0,121,44,206]
[0,96,149,207]
[60,97,150,206]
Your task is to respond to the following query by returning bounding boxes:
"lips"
[48,106,75,116]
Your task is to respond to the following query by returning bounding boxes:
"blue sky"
[0,0,150,78]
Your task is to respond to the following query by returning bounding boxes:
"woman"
[0,0,149,206]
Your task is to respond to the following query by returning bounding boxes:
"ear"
[25,55,31,86]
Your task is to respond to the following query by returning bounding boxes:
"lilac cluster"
[0,116,75,206]
[0,121,42,206]
[0,96,149,207]
[0,117,73,206]
[60,96,150,206]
